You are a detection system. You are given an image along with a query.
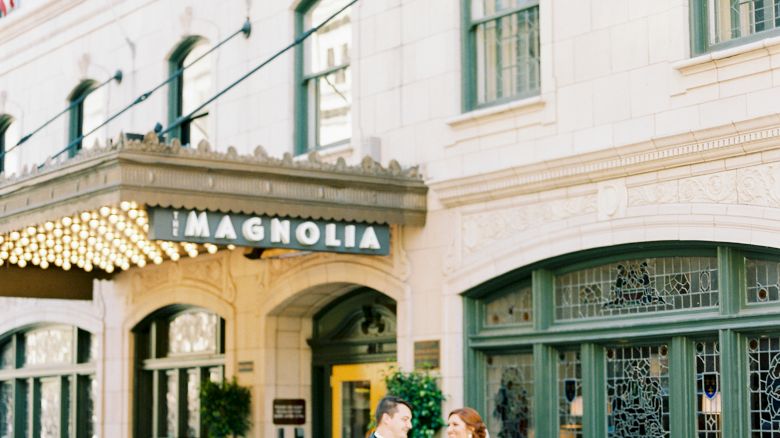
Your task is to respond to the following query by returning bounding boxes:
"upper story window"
[68,80,104,157]
[168,37,211,147]
[0,115,14,175]
[295,0,352,155]
[463,0,540,110]
[692,0,780,54]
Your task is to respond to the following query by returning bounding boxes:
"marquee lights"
[0,202,220,273]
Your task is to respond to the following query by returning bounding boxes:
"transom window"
[134,307,224,438]
[463,0,540,110]
[296,0,353,154]
[466,244,780,437]
[0,324,97,438]
[692,0,780,54]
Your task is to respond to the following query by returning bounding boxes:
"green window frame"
[133,306,225,438]
[0,324,97,438]
[464,243,780,437]
[461,0,540,111]
[294,0,353,155]
[67,80,98,158]
[167,36,210,147]
[0,114,13,175]
[691,0,780,55]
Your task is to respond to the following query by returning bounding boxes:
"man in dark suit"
[369,395,413,438]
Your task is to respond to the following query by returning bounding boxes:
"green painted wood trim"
[13,379,25,438]
[581,343,606,437]
[532,269,553,331]
[532,344,557,437]
[670,337,696,437]
[167,36,204,144]
[719,246,745,316]
[690,0,708,55]
[720,329,748,437]
[294,4,309,155]
[460,0,475,112]
[463,296,483,411]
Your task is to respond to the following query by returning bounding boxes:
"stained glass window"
[0,342,12,369]
[169,311,218,355]
[484,285,532,326]
[747,258,780,304]
[748,335,780,435]
[24,326,74,366]
[39,377,61,438]
[558,351,582,437]
[0,381,12,438]
[556,257,718,320]
[696,340,721,437]
[166,371,178,436]
[486,353,534,438]
[607,345,670,437]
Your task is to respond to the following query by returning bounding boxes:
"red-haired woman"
[446,407,489,438]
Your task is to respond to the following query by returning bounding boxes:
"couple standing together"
[369,396,488,438]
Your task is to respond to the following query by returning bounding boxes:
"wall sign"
[273,399,306,425]
[414,340,440,370]
[148,208,390,255]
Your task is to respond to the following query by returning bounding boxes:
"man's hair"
[374,395,412,425]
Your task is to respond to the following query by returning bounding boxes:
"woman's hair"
[449,407,487,438]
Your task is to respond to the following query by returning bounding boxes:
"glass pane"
[182,43,211,147]
[708,0,780,45]
[696,340,721,437]
[607,345,670,437]
[486,353,534,438]
[81,86,106,150]
[558,351,582,437]
[341,380,371,438]
[555,257,719,320]
[187,369,200,437]
[39,377,61,438]
[305,0,352,74]
[83,375,98,438]
[472,0,537,19]
[747,335,780,435]
[0,381,12,438]
[746,258,780,303]
[169,311,218,355]
[312,67,351,148]
[166,370,178,437]
[476,6,539,105]
[208,367,223,383]
[24,326,74,366]
[484,285,532,326]
[0,342,13,369]
[0,120,20,176]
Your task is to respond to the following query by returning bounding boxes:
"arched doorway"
[309,288,397,438]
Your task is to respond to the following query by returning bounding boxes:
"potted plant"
[382,367,446,438]
[200,377,252,438]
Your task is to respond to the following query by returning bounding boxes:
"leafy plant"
[200,377,252,438]
[382,367,446,438]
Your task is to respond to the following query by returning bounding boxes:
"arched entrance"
[309,288,397,438]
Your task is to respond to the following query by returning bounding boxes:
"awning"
[0,133,427,297]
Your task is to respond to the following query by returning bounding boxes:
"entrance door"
[331,362,391,438]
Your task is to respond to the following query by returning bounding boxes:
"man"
[370,395,413,438]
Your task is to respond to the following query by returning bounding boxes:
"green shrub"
[200,377,252,438]
[382,367,446,438]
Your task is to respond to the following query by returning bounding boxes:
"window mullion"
[720,329,749,436]
[718,246,745,316]
[670,336,696,437]
[177,369,188,437]
[581,343,606,437]
[532,269,553,331]
[532,344,557,437]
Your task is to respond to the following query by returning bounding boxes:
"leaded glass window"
[606,345,670,437]
[708,0,780,45]
[135,307,224,438]
[747,258,780,304]
[24,326,74,366]
[558,351,582,437]
[0,381,11,438]
[486,353,533,438]
[484,285,532,326]
[555,257,718,320]
[0,342,12,370]
[467,0,540,108]
[747,335,780,435]
[696,340,721,437]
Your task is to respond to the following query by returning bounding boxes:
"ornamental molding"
[0,133,427,233]
[430,119,780,208]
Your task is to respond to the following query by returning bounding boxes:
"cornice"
[430,117,780,208]
[0,133,427,233]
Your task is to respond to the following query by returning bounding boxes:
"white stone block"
[573,28,612,81]
[557,82,594,132]
[611,20,649,72]
[593,73,631,124]
[553,0,592,40]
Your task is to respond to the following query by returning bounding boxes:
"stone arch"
[0,301,102,336]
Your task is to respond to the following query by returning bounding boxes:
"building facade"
[2,0,780,437]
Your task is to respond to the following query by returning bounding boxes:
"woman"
[446,407,488,438]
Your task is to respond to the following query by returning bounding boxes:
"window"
[0,324,97,438]
[466,244,780,437]
[295,0,353,154]
[462,0,540,110]
[692,0,780,54]
[68,80,104,157]
[0,115,14,175]
[168,37,211,147]
[134,307,224,438]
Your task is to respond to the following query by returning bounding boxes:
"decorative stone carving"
[598,181,627,221]
[737,165,780,207]
[627,181,678,206]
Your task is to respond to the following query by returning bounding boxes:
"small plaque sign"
[273,399,306,425]
[414,340,440,370]
[238,361,254,373]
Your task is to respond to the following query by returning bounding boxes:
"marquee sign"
[148,208,390,255]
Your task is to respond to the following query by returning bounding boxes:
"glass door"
[331,363,391,438]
